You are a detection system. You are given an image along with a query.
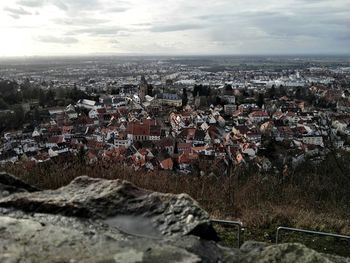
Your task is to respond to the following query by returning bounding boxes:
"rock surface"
[239,241,350,263]
[0,175,217,239]
[0,173,349,263]
[0,172,39,198]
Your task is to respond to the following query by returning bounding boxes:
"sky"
[0,0,349,56]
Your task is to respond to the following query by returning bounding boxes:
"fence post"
[276,226,350,245]
[211,219,243,248]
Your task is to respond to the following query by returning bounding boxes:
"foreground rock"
[0,174,349,262]
[0,210,237,263]
[0,176,217,239]
[0,172,38,198]
[240,241,349,263]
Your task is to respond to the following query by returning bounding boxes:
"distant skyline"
[0,0,349,57]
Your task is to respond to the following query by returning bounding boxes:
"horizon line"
[1,52,350,60]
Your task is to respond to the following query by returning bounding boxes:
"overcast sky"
[0,0,349,56]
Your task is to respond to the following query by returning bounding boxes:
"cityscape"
[1,56,350,176]
[1,0,350,262]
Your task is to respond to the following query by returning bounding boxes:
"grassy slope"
[2,157,350,257]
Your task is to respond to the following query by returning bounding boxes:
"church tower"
[139,75,148,103]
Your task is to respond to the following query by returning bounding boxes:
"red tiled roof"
[160,158,173,170]
[48,136,64,144]
[97,108,107,114]
[249,111,268,117]
[127,120,161,136]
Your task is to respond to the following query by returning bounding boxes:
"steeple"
[139,75,148,102]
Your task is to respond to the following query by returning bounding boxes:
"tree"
[13,105,25,128]
[32,107,41,122]
[39,89,46,107]
[0,97,9,109]
[147,84,154,97]
[77,146,87,164]
[223,84,233,95]
[268,85,276,99]
[182,88,188,108]
[279,85,287,96]
[193,84,200,97]
[111,88,120,95]
[46,89,56,107]
[0,80,21,105]
[256,93,265,108]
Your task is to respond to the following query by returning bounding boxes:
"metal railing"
[276,226,350,244]
[211,219,243,248]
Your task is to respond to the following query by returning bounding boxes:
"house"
[216,116,226,127]
[257,157,272,171]
[193,129,206,145]
[156,93,182,107]
[224,104,236,115]
[285,111,298,124]
[241,144,257,159]
[46,135,65,148]
[221,95,236,104]
[131,150,146,167]
[114,131,131,147]
[177,151,198,169]
[32,152,50,163]
[260,121,274,134]
[177,143,192,153]
[275,126,294,141]
[87,151,98,164]
[272,111,284,120]
[238,103,259,113]
[32,128,41,138]
[48,108,65,117]
[177,152,192,170]
[99,96,113,106]
[126,119,161,142]
[77,99,101,110]
[61,126,73,135]
[112,97,128,107]
[177,128,196,143]
[192,145,214,156]
[65,104,78,120]
[302,135,324,147]
[89,108,106,119]
[159,158,173,170]
[232,125,249,137]
[249,110,269,123]
[158,137,175,155]
[201,122,210,131]
[245,130,262,143]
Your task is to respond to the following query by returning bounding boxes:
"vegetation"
[2,150,350,256]
[0,80,94,133]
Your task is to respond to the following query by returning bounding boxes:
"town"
[1,56,350,176]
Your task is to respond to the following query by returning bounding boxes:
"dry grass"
[2,157,350,238]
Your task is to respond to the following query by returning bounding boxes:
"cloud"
[17,0,45,8]
[195,5,350,51]
[16,0,68,11]
[16,0,98,12]
[108,7,129,13]
[4,6,32,17]
[15,0,130,15]
[150,23,205,32]
[52,0,68,11]
[36,35,79,44]
[67,26,127,36]
[52,17,110,26]
[2,0,350,55]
